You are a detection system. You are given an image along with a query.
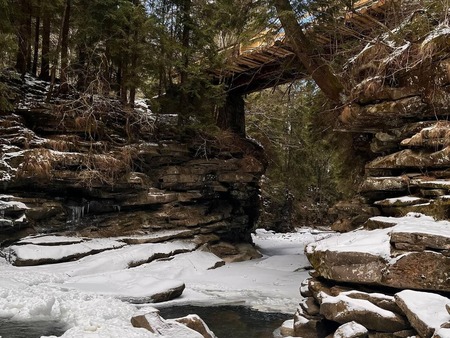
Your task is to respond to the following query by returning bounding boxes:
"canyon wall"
[0,78,266,255]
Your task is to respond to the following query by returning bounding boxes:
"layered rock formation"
[332,21,450,231]
[278,16,450,338]
[0,74,266,256]
[279,213,450,338]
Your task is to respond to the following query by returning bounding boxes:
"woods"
[2,0,440,228]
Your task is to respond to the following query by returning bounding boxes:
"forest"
[1,0,450,226]
[1,0,381,227]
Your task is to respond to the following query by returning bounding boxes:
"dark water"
[0,319,67,338]
[158,305,291,338]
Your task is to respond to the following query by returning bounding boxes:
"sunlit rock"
[174,314,217,338]
[131,310,207,337]
[333,321,368,338]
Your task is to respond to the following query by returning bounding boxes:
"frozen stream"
[0,229,332,337]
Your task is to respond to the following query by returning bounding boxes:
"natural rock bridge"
[214,0,394,95]
[213,0,398,135]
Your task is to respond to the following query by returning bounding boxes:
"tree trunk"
[272,0,344,104]
[39,13,50,80]
[32,11,40,76]
[15,0,31,77]
[60,0,71,93]
[217,92,246,137]
[75,44,86,90]
[178,0,191,125]
[26,13,32,73]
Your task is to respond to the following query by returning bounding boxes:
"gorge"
[1,0,450,337]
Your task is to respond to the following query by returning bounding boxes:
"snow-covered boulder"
[131,310,214,338]
[395,290,450,338]
[333,321,368,338]
[319,292,409,332]
[174,314,217,338]
[305,213,450,292]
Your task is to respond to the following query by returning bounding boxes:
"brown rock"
[293,307,328,338]
[390,228,450,252]
[300,297,321,316]
[320,294,409,332]
[333,321,368,338]
[175,314,217,338]
[339,96,428,131]
[131,311,204,337]
[150,283,186,303]
[382,251,450,292]
[395,290,450,338]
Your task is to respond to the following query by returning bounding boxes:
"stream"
[158,305,291,338]
[0,318,67,338]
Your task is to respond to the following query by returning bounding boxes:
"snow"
[321,292,398,319]
[396,290,450,334]
[374,196,425,206]
[0,228,328,337]
[334,321,368,338]
[305,227,392,260]
[6,239,126,265]
[17,235,85,245]
[373,213,450,239]
[306,212,450,261]
[422,24,450,47]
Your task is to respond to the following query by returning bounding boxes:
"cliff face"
[332,21,450,231]
[0,76,266,247]
[279,21,450,338]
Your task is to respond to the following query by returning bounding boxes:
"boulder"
[279,319,295,337]
[131,311,205,337]
[300,297,321,316]
[174,314,217,338]
[395,290,450,338]
[306,214,450,292]
[320,293,409,332]
[293,307,329,338]
[333,321,368,338]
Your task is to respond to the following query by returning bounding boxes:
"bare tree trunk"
[60,0,71,94]
[272,0,344,104]
[26,13,32,73]
[39,13,50,81]
[32,5,40,77]
[217,92,246,136]
[46,0,70,102]
[15,0,31,77]
[178,0,191,125]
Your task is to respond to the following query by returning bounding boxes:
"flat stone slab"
[395,290,450,338]
[374,196,429,207]
[306,213,450,291]
[5,238,126,266]
[320,292,409,332]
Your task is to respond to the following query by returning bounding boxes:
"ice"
[0,229,329,337]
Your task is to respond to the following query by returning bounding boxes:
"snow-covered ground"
[0,228,332,337]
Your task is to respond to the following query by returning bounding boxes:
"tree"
[271,0,344,104]
[14,0,32,77]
